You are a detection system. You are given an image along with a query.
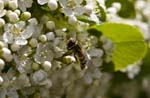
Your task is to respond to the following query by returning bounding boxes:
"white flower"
[37,0,58,11]
[89,48,103,58]
[18,0,33,12]
[34,43,54,64]
[13,46,33,73]
[32,69,47,84]
[3,18,37,45]
[91,57,103,67]
[16,73,31,88]
[84,72,93,84]
[59,0,87,16]
[126,63,141,79]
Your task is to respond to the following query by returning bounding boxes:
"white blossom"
[3,19,37,45]
[32,69,47,84]
[18,0,33,12]
[34,43,54,64]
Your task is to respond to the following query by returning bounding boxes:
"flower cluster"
[0,0,149,98]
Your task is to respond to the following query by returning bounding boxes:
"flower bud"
[2,47,13,62]
[2,47,11,56]
[32,70,47,84]
[39,34,47,42]
[0,41,5,49]
[0,76,4,85]
[8,0,18,10]
[112,2,121,11]
[0,18,5,27]
[42,61,52,71]
[63,56,76,64]
[0,0,4,10]
[68,15,77,25]
[29,38,38,48]
[0,58,5,71]
[8,11,19,23]
[46,21,55,30]
[20,11,31,21]
[47,0,58,11]
[10,43,20,52]
[46,32,55,41]
[14,9,21,16]
[84,5,92,15]
[0,9,7,17]
[32,62,40,71]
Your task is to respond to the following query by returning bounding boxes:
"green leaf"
[88,22,147,71]
[139,44,150,78]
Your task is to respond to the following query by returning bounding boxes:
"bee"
[66,38,87,70]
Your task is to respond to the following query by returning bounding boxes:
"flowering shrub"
[0,0,150,98]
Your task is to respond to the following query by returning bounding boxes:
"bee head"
[67,38,76,50]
